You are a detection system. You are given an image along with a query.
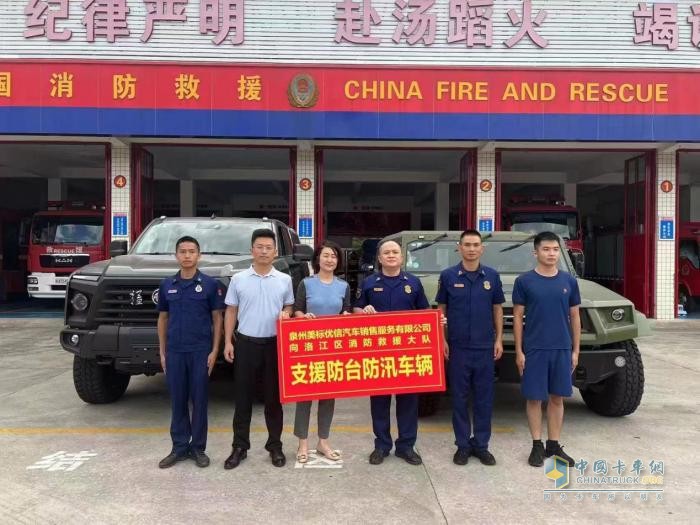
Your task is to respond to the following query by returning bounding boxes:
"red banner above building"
[1,61,699,115]
[276,311,446,403]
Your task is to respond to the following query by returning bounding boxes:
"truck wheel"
[73,356,130,404]
[418,393,441,417]
[580,340,644,417]
[679,286,696,313]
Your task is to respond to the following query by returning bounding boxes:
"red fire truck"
[502,196,585,272]
[27,202,106,299]
[678,222,700,313]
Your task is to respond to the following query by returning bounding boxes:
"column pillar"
[47,178,65,201]
[180,180,195,217]
[655,151,677,320]
[295,141,316,247]
[435,183,449,230]
[110,144,131,247]
[476,149,496,232]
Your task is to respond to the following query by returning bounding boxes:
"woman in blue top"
[293,240,351,464]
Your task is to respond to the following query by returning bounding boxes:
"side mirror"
[292,243,314,262]
[360,263,374,272]
[109,240,128,258]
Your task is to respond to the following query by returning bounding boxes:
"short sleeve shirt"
[511,270,581,351]
[294,276,351,316]
[157,270,225,353]
[354,271,430,312]
[435,263,505,350]
[224,266,294,338]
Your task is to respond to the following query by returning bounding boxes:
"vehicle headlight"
[27,277,38,285]
[611,308,625,322]
[70,292,89,312]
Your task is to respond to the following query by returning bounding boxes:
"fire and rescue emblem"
[288,73,319,108]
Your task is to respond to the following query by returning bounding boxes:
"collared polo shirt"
[157,270,225,353]
[435,263,505,350]
[354,271,430,312]
[225,265,294,338]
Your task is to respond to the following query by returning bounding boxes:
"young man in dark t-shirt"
[512,232,581,468]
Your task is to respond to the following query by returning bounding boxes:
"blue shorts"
[521,349,573,401]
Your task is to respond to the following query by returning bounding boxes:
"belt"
[236,332,277,345]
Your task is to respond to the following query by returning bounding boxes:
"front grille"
[95,282,160,325]
[503,307,592,333]
[40,254,90,268]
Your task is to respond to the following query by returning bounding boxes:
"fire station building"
[2,0,700,319]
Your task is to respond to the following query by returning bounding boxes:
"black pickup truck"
[60,217,313,404]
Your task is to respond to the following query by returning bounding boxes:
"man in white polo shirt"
[223,228,294,469]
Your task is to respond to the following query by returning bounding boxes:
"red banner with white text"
[277,311,446,403]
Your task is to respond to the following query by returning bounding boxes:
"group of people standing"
[156,228,581,472]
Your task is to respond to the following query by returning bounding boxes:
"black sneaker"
[453,448,470,466]
[190,449,210,468]
[395,449,422,465]
[471,449,496,466]
[369,449,390,465]
[528,441,545,467]
[158,451,188,469]
[545,443,575,467]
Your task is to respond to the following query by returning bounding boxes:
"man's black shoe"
[528,441,545,467]
[158,451,188,469]
[471,449,496,466]
[270,449,286,467]
[453,448,470,466]
[395,449,422,465]
[545,443,575,467]
[224,447,247,469]
[369,449,389,465]
[190,449,210,468]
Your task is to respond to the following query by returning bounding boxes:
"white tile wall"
[295,144,315,247]
[110,145,131,245]
[655,152,677,320]
[476,150,496,228]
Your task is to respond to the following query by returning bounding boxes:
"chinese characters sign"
[3,62,700,140]
[276,311,446,402]
[16,1,700,52]
[23,0,244,45]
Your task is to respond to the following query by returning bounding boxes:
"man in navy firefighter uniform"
[354,239,430,466]
[157,235,224,469]
[436,230,504,466]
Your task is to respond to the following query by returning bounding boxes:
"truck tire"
[73,356,130,404]
[580,340,644,417]
[418,393,441,417]
[679,286,696,313]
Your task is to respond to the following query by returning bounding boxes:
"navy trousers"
[166,350,209,455]
[448,348,495,451]
[370,393,418,453]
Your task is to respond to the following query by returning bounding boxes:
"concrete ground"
[0,318,698,525]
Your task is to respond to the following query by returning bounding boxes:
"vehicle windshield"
[132,221,269,255]
[405,239,570,274]
[511,222,570,239]
[509,212,578,239]
[31,215,103,246]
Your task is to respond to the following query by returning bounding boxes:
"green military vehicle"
[380,230,649,418]
[60,217,313,404]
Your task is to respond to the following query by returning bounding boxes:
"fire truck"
[502,196,585,273]
[678,222,700,313]
[27,202,106,299]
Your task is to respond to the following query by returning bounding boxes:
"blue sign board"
[298,216,313,238]
[659,219,674,240]
[478,218,494,233]
[112,214,128,236]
